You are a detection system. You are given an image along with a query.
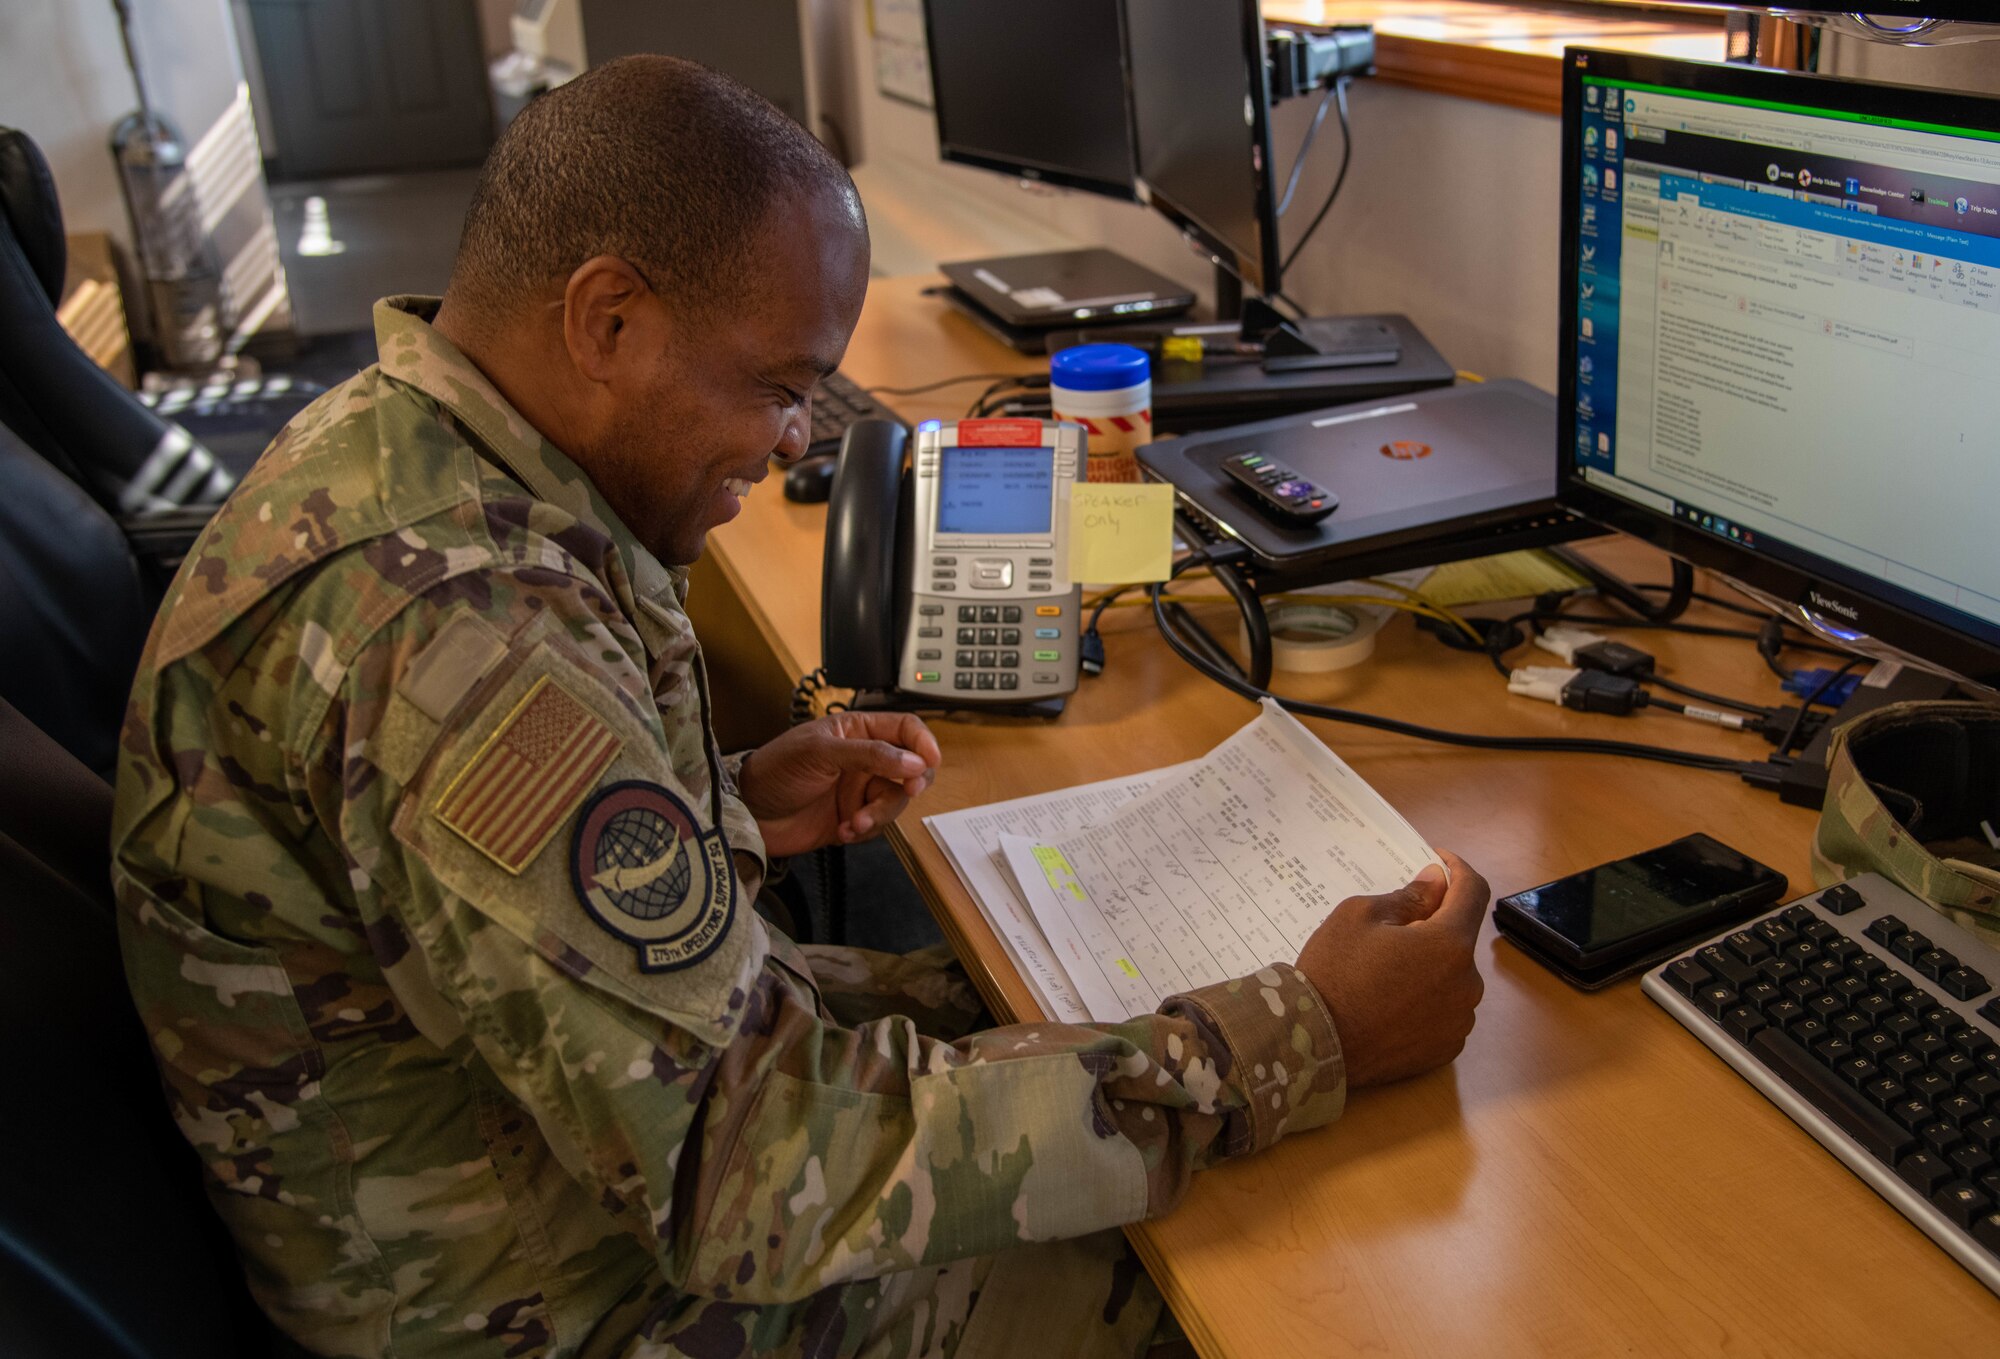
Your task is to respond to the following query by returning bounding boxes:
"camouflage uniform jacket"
[111,298,1350,1359]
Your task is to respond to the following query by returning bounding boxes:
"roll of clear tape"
[1241,602,1385,673]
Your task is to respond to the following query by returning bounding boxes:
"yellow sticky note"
[1068,482,1175,584]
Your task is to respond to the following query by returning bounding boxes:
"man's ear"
[562,255,657,384]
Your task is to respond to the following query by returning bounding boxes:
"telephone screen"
[936,445,1055,535]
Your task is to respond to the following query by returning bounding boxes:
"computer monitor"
[1556,49,2000,689]
[922,0,1138,202]
[1641,1,1994,18]
[1124,0,1282,298]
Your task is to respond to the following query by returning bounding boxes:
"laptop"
[940,248,1195,330]
[1138,380,1596,583]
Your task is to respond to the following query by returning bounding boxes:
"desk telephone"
[820,418,1084,712]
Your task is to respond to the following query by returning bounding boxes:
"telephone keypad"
[916,596,1072,700]
[920,604,944,616]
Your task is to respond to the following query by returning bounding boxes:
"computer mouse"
[783,454,838,504]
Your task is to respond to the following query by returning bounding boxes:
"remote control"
[1220,451,1338,524]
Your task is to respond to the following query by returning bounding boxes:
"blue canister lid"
[1049,343,1150,392]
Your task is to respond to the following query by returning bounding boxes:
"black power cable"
[1150,547,1755,776]
[1281,77,1354,276]
[1276,78,1343,216]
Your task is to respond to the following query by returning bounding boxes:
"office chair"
[0,698,307,1359]
[0,126,232,524]
[0,422,153,775]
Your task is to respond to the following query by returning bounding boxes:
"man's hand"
[736,711,942,859]
[1295,849,1490,1088]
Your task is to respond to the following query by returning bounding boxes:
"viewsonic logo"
[1808,590,1859,622]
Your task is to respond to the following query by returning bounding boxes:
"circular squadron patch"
[570,781,734,973]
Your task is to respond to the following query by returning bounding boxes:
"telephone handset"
[820,417,1085,711]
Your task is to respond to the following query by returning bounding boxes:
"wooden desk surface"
[702,276,1999,1355]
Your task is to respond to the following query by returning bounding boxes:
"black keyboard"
[1646,872,2000,1295]
[808,371,907,453]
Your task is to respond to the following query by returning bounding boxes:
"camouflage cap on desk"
[1813,700,2000,941]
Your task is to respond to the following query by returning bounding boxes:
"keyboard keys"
[1725,930,1772,963]
[1819,882,1866,915]
[1963,1073,2000,1105]
[1833,1012,1873,1042]
[1836,1055,1878,1087]
[1697,945,1758,988]
[1934,1053,1977,1087]
[1943,967,1992,1001]
[1934,1181,1993,1229]
[1883,1051,1926,1083]
[1951,1027,1993,1057]
[1749,1028,1915,1163]
[1664,957,1712,996]
[1915,948,1959,982]
[1864,1076,1906,1110]
[1896,1151,1960,1191]
[1722,1005,1766,1043]
[1891,931,1932,963]
[1921,1121,1964,1157]
[1761,958,1802,986]
[1890,1098,1935,1133]
[1741,980,1783,1011]
[1696,984,1739,1020]
[1865,914,1907,946]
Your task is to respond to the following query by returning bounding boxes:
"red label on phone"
[956,419,1045,447]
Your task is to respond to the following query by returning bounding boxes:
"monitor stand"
[1238,296,1402,373]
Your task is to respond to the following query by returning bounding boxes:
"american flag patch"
[435,677,622,874]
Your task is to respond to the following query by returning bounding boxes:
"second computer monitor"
[1125,0,1282,296]
[1557,49,2000,687]
[923,0,1137,202]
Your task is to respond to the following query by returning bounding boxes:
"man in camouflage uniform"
[111,57,1489,1358]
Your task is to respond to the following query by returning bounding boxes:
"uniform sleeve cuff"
[1160,963,1346,1158]
[720,750,750,794]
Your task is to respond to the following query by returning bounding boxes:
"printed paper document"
[926,700,1438,1025]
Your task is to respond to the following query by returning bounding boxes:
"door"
[244,0,494,180]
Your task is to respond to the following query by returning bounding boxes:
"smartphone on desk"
[819,417,1084,712]
[1496,833,1787,989]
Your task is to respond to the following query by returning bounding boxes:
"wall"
[0,0,137,255]
[1,0,283,347]
[839,15,2000,394]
